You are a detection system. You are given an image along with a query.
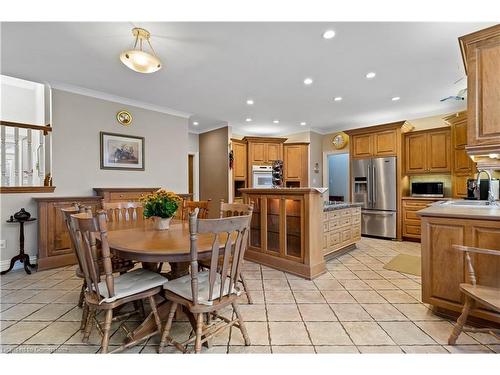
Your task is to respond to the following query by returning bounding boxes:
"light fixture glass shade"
[120,50,161,73]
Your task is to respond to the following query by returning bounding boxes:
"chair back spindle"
[182,199,211,220]
[219,199,254,218]
[102,201,143,223]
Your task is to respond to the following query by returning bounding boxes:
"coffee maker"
[467,179,500,200]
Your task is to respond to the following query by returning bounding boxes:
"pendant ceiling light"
[120,28,162,74]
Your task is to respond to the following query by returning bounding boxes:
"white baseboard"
[0,255,38,273]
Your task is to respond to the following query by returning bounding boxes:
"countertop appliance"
[411,182,444,198]
[252,165,273,188]
[352,157,397,239]
[467,178,499,200]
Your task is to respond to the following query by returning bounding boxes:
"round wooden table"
[106,219,222,349]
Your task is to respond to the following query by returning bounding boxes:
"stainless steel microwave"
[411,182,444,198]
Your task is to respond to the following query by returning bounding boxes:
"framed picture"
[100,132,144,170]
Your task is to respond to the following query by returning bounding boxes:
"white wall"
[0,89,189,266]
[309,131,323,187]
[188,132,199,154]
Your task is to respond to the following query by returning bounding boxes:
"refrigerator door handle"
[361,210,395,217]
[372,164,376,206]
[367,162,372,206]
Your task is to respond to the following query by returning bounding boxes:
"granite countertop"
[401,196,452,201]
[417,200,500,220]
[323,201,362,211]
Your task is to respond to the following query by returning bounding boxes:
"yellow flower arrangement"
[140,189,182,219]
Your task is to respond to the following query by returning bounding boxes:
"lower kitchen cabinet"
[323,206,361,257]
[402,198,435,240]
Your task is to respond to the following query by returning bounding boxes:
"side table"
[1,217,37,275]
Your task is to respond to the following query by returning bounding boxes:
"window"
[0,75,54,193]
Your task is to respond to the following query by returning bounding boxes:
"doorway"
[326,153,349,202]
[188,152,199,200]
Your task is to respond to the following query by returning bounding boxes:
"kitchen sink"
[440,200,498,208]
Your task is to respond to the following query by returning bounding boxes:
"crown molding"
[50,83,192,119]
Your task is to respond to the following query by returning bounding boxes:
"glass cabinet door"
[266,198,281,254]
[249,198,261,249]
[285,198,303,259]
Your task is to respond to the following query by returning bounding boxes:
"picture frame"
[100,132,145,170]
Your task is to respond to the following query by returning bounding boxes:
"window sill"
[0,186,56,194]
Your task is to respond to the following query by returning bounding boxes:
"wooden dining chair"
[181,199,211,220]
[101,201,143,223]
[448,245,500,345]
[158,210,252,354]
[70,210,167,353]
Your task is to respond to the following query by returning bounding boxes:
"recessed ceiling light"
[245,118,252,122]
[192,121,199,126]
[391,96,401,101]
[334,97,343,102]
[273,120,280,124]
[366,72,376,79]
[303,78,313,85]
[322,30,336,39]
[246,99,254,105]
[300,122,307,126]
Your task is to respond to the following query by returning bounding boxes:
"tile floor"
[1,237,499,354]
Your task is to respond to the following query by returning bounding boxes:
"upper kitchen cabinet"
[244,137,287,165]
[347,121,411,159]
[283,143,309,187]
[459,25,500,166]
[232,139,247,181]
[404,127,451,174]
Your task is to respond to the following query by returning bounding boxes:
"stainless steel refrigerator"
[352,157,397,239]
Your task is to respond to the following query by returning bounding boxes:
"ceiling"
[1,22,493,135]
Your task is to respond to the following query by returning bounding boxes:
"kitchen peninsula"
[241,188,361,279]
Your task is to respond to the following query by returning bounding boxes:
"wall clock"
[332,132,348,150]
[116,110,133,126]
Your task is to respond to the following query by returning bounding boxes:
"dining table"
[105,218,225,349]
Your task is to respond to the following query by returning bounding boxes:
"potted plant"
[140,189,182,230]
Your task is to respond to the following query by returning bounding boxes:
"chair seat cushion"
[96,268,167,303]
[460,283,500,311]
[163,271,240,306]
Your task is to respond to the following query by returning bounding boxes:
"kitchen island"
[418,200,500,325]
[240,188,361,279]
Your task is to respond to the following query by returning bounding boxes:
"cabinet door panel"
[452,174,470,198]
[454,148,473,173]
[405,133,427,174]
[428,131,451,172]
[374,130,397,156]
[477,45,500,140]
[267,143,281,162]
[233,142,247,180]
[453,121,468,147]
[252,143,266,163]
[352,134,373,158]
[284,145,302,179]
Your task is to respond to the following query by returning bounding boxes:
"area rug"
[383,254,421,276]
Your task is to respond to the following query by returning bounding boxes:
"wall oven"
[252,165,273,188]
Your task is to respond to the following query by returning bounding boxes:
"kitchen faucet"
[475,169,497,205]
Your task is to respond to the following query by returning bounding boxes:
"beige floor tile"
[245,279,264,291]
[11,344,59,353]
[24,290,69,304]
[306,322,353,345]
[358,345,403,353]
[342,322,395,345]
[231,322,270,346]
[267,304,301,321]
[330,270,359,280]
[379,321,435,345]
[377,290,417,304]
[330,304,372,322]
[313,279,344,291]
[23,278,66,290]
[0,289,39,303]
[393,303,441,321]
[242,262,260,271]
[292,291,326,303]
[229,345,271,353]
[352,270,383,280]
[23,303,74,321]
[364,279,399,290]
[487,345,500,353]
[249,290,265,304]
[57,306,85,322]
[262,270,287,280]
[263,279,290,291]
[444,345,493,353]
[349,290,387,304]
[344,264,370,271]
[237,304,267,322]
[272,345,315,353]
[390,279,421,290]
[241,271,262,280]
[466,330,500,345]
[53,290,81,304]
[45,270,75,280]
[55,345,101,353]
[315,345,358,353]
[268,322,310,345]
[401,345,448,353]
[298,304,337,322]
[339,279,372,291]
[288,279,318,291]
[377,270,408,280]
[1,321,50,344]
[326,263,349,271]
[361,304,408,321]
[1,344,17,353]
[315,272,335,280]
[322,290,356,304]
[1,320,17,331]
[1,303,45,320]
[414,321,477,345]
[405,289,422,301]
[50,279,83,290]
[265,290,295,304]
[26,321,81,344]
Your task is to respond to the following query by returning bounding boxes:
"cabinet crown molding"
[344,120,412,136]
[242,136,288,143]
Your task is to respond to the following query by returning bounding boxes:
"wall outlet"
[0,240,6,249]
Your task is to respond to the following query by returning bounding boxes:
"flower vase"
[152,216,172,231]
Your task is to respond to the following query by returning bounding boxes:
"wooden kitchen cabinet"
[351,134,373,158]
[283,143,309,187]
[404,127,451,174]
[244,137,286,165]
[232,139,247,181]
[401,198,435,240]
[459,25,500,162]
[351,129,398,158]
